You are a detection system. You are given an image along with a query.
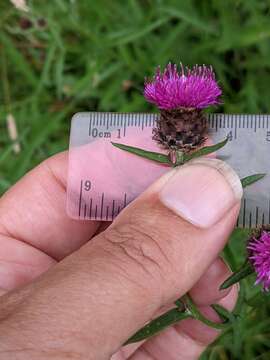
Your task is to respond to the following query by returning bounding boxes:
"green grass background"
[1,0,270,358]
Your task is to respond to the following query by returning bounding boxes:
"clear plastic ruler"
[67,112,270,228]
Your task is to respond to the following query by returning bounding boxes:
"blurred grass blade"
[160,6,215,33]
[125,308,191,345]
[241,174,266,188]
[0,33,38,87]
[111,142,170,164]
[220,263,254,290]
[183,137,228,162]
[108,17,169,46]
[246,290,270,307]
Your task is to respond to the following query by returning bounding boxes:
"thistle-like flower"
[247,227,270,291]
[144,63,222,153]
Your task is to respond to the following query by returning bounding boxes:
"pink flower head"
[144,63,222,110]
[248,231,270,291]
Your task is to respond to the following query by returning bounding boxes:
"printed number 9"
[84,180,91,191]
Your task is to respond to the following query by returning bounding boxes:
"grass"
[1,0,270,358]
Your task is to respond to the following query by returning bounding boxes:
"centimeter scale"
[67,112,270,228]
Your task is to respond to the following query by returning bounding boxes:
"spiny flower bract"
[144,63,222,110]
[248,231,270,291]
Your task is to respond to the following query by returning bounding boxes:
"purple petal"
[144,63,222,110]
[248,231,270,291]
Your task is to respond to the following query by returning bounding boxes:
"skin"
[0,150,239,360]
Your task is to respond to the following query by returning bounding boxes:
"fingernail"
[159,158,243,228]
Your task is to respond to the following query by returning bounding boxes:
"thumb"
[0,158,242,360]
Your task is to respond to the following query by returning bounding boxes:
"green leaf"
[220,262,254,290]
[183,137,228,163]
[183,295,230,330]
[112,137,228,166]
[125,307,191,345]
[211,304,236,323]
[241,173,266,188]
[111,142,171,164]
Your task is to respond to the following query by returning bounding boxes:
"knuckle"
[101,211,173,287]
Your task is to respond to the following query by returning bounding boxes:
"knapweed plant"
[221,226,270,292]
[112,63,267,345]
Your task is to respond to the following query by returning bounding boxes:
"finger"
[141,257,233,315]
[0,158,242,359]
[0,152,101,261]
[0,234,56,293]
[189,257,233,306]
[0,131,169,292]
[129,286,238,360]
[175,284,238,346]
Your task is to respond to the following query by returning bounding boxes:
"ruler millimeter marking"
[67,112,270,227]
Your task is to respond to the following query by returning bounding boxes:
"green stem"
[182,295,230,330]
[169,150,184,166]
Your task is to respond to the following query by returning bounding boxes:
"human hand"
[0,152,242,359]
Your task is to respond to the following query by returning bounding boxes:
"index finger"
[0,128,170,261]
[0,151,101,260]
